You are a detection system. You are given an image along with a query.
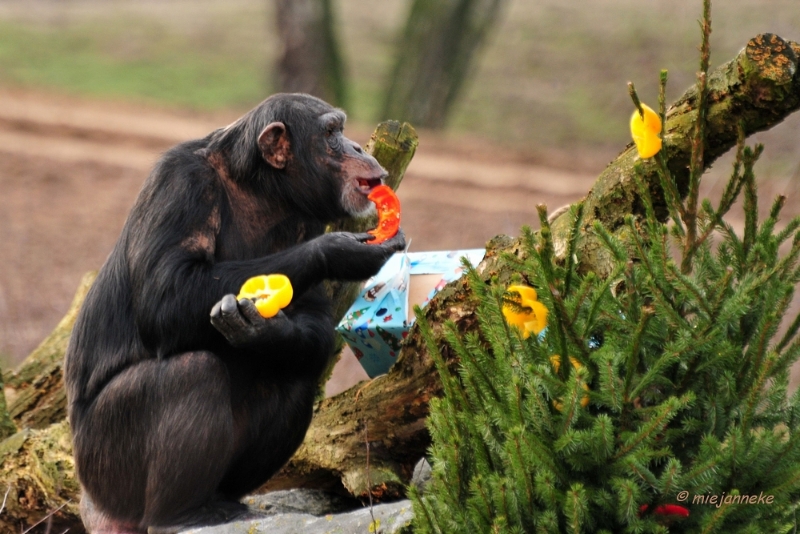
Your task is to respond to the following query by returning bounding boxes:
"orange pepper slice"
[367,185,401,245]
[237,274,293,318]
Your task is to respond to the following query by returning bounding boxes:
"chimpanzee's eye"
[327,132,343,151]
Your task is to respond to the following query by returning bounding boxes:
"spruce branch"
[665,261,712,319]
[682,0,713,274]
[580,265,623,338]
[740,351,777,431]
[598,354,623,412]
[623,308,654,402]
[534,207,571,374]
[613,395,691,460]
[655,152,687,237]
[627,81,645,120]
[658,70,668,135]
[624,217,685,327]
[563,203,585,297]
[741,145,762,258]
[569,271,598,325]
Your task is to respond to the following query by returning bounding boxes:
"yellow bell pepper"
[237,274,293,318]
[630,103,662,159]
[502,285,548,338]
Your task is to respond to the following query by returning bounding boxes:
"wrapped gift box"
[336,249,485,377]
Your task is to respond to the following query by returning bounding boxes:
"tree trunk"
[381,0,508,129]
[273,0,349,108]
[1,33,798,530]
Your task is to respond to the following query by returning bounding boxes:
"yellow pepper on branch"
[630,102,662,158]
[502,285,548,338]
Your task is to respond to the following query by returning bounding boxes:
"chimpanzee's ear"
[258,122,289,169]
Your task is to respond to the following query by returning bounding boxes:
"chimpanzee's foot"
[146,500,268,534]
[80,494,146,534]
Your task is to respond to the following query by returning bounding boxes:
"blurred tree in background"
[381,0,508,129]
[273,0,508,129]
[273,0,349,108]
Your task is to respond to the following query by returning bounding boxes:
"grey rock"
[183,499,414,534]
[243,489,357,517]
[410,458,432,494]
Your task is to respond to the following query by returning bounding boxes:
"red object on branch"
[638,504,690,518]
[367,185,401,244]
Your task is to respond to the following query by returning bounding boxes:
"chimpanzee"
[64,93,405,534]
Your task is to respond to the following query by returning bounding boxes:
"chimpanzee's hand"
[210,294,294,348]
[316,228,406,281]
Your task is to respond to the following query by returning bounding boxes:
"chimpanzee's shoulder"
[145,137,220,187]
[157,137,215,172]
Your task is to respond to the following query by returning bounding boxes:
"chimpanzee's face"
[318,110,386,218]
[255,95,387,222]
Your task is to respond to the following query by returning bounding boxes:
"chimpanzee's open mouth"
[357,177,383,194]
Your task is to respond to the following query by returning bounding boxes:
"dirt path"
[2,89,799,391]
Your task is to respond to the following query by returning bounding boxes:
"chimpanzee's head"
[213,93,386,222]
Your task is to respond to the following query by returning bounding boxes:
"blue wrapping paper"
[336,249,485,377]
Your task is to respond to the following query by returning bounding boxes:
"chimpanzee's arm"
[206,231,405,350]
[210,289,335,367]
[126,152,403,356]
[208,229,405,297]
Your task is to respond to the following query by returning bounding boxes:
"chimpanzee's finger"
[353,232,376,243]
[210,300,223,319]
[218,294,249,330]
[382,228,406,251]
[210,309,234,337]
[238,298,264,324]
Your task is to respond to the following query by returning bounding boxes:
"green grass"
[0,15,267,109]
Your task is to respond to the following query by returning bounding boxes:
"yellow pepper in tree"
[502,285,548,338]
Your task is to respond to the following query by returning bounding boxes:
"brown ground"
[2,88,799,393]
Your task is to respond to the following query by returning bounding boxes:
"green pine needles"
[410,1,800,532]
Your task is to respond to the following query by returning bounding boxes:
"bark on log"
[1,33,798,528]
[262,34,800,499]
[0,421,82,534]
[4,272,96,432]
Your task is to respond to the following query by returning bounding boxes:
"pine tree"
[410,1,800,532]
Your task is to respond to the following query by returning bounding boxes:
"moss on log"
[0,420,82,533]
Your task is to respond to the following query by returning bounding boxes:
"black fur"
[64,93,404,532]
